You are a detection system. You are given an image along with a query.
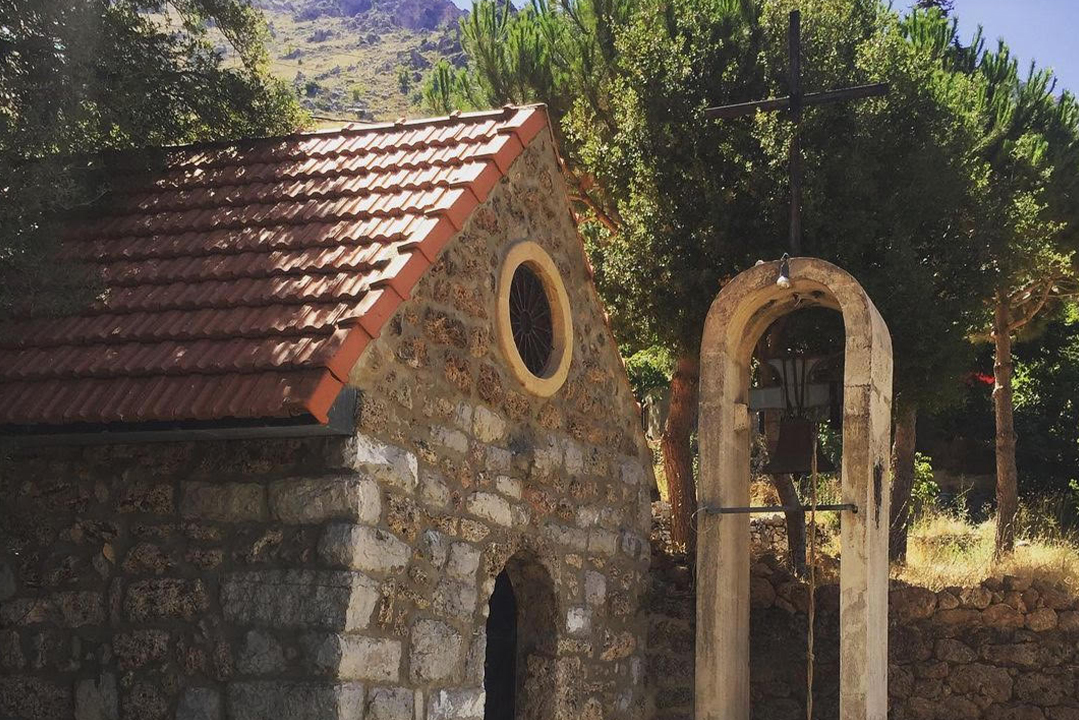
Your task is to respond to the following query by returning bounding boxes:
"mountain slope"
[253,0,466,122]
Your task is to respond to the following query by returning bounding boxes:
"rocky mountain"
[251,0,467,123]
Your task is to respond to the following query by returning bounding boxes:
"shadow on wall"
[484,552,558,720]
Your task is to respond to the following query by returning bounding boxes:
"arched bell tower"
[695,257,893,720]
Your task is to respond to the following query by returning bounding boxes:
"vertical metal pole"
[788,10,803,256]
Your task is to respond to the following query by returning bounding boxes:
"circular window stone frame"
[496,241,573,397]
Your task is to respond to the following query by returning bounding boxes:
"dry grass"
[895,503,1079,598]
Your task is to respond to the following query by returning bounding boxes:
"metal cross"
[704,10,889,254]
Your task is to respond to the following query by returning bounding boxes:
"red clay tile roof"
[0,105,549,429]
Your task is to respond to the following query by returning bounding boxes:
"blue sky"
[951,0,1078,95]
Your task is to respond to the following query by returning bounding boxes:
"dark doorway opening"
[484,569,518,720]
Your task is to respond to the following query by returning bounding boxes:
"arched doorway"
[696,258,893,720]
[484,570,518,720]
[483,552,558,720]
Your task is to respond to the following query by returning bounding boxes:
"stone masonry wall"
[0,127,654,720]
[335,127,653,720]
[646,545,1079,720]
[0,435,387,720]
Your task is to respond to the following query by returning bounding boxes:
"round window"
[509,264,554,376]
[496,242,573,396]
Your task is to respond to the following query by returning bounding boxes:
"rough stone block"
[1026,607,1058,632]
[306,633,401,682]
[354,433,418,492]
[453,402,473,432]
[222,570,378,631]
[431,426,470,455]
[543,523,588,552]
[177,687,221,720]
[181,482,266,522]
[445,543,481,581]
[567,606,591,635]
[947,663,1013,704]
[410,619,463,682]
[0,676,72,720]
[114,629,170,670]
[228,681,364,720]
[428,688,484,720]
[269,476,381,525]
[621,458,647,486]
[319,524,411,574]
[75,672,117,720]
[983,603,1026,629]
[494,476,522,500]
[434,579,478,621]
[125,579,207,622]
[588,529,619,556]
[532,439,562,476]
[563,440,584,475]
[472,406,506,443]
[236,630,286,675]
[420,530,449,569]
[367,687,412,720]
[466,492,512,527]
[584,571,606,606]
[55,590,106,627]
[936,638,977,664]
[486,446,512,473]
[891,587,938,621]
[420,470,450,508]
[1058,610,1079,632]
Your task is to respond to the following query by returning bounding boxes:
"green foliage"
[623,345,674,400]
[397,65,413,94]
[912,452,940,508]
[0,0,305,315]
[436,0,995,418]
[1012,304,1079,493]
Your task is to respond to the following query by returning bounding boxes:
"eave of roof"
[0,105,549,432]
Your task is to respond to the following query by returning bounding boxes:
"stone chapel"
[0,105,655,720]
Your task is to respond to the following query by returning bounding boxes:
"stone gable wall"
[0,128,654,720]
[646,545,1079,720]
[334,127,653,720]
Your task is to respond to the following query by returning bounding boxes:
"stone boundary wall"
[646,547,1079,720]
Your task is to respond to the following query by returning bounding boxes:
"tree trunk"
[663,354,700,553]
[992,297,1018,556]
[773,473,807,576]
[889,402,918,562]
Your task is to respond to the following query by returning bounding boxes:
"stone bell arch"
[695,257,893,720]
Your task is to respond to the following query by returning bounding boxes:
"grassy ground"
[896,500,1079,596]
[654,454,1078,596]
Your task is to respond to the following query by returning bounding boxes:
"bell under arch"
[696,257,893,720]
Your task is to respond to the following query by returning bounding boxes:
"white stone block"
[319,524,411,574]
[566,606,591,635]
[337,635,402,683]
[472,406,507,443]
[584,571,606,606]
[269,476,381,525]
[355,433,418,493]
[445,543,481,581]
[428,689,484,720]
[409,619,463,683]
[430,426,470,455]
[465,492,512,527]
[494,475,522,500]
